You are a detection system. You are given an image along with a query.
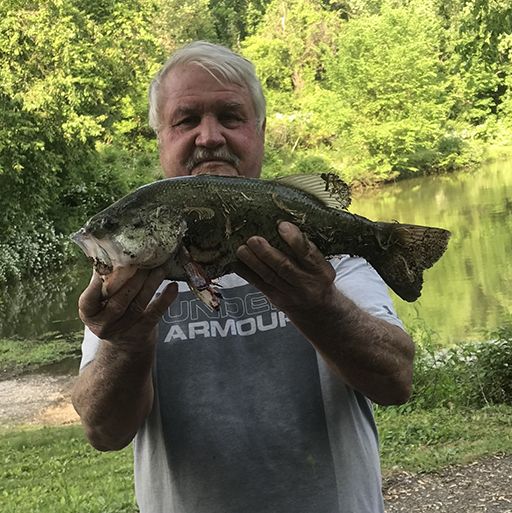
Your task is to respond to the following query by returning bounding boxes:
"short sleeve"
[79,326,101,371]
[331,256,404,330]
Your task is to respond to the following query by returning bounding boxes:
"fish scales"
[107,176,378,280]
[72,173,451,308]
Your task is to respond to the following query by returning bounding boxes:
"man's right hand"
[72,265,178,451]
[78,266,178,351]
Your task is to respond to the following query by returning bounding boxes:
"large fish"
[71,173,450,309]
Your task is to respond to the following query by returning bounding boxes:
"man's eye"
[173,116,199,127]
[221,113,243,126]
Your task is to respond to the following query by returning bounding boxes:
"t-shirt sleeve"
[331,256,405,330]
[79,326,101,371]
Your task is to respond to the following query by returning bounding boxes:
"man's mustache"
[185,148,240,172]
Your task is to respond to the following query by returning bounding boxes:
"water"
[351,158,512,345]
[0,259,90,339]
[1,159,511,345]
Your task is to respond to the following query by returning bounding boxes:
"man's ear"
[260,118,266,141]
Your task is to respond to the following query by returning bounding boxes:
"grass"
[0,425,136,513]
[376,405,512,475]
[0,333,82,378]
[0,406,510,512]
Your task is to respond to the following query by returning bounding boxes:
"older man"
[72,41,414,513]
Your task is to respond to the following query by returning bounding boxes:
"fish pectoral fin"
[178,247,222,310]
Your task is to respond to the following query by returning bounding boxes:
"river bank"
[0,371,78,427]
[1,330,511,512]
[383,454,512,512]
[1,371,511,512]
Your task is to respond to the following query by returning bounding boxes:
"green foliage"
[243,0,348,178]
[243,0,341,90]
[0,334,82,378]
[0,222,70,283]
[439,0,512,124]
[150,0,271,50]
[325,0,455,179]
[209,0,272,46]
[246,0,510,182]
[405,320,512,409]
[0,0,164,282]
[497,33,512,127]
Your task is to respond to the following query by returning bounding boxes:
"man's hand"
[236,221,415,406]
[78,266,178,351]
[235,221,336,315]
[73,266,178,451]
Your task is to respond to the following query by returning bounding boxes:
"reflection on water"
[352,158,512,345]
[0,261,90,339]
[1,159,511,345]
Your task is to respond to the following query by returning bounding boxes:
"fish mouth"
[71,228,88,250]
[71,229,113,270]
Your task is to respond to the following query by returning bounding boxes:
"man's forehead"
[172,99,247,113]
[158,64,256,117]
[164,64,245,92]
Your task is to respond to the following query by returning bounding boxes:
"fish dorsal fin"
[275,173,351,210]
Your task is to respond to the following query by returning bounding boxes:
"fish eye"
[100,216,119,231]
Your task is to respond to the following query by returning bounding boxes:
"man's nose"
[195,116,226,148]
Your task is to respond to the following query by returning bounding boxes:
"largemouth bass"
[71,173,450,309]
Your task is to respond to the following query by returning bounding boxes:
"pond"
[351,157,512,345]
[1,158,510,346]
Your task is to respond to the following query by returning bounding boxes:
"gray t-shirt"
[80,256,404,513]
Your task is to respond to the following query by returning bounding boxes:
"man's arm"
[71,268,177,451]
[235,221,415,406]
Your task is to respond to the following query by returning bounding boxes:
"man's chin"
[191,161,239,177]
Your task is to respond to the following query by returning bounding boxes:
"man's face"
[157,64,265,179]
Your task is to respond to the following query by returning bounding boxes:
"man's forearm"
[72,341,155,451]
[288,289,415,406]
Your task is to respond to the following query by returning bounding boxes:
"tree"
[243,0,341,92]
[0,0,163,280]
[438,0,512,124]
[322,0,456,179]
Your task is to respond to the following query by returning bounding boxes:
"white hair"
[148,41,266,133]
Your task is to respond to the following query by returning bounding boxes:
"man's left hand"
[235,221,336,315]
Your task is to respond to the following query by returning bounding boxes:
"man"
[72,41,415,513]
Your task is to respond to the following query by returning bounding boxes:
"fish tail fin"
[366,222,451,302]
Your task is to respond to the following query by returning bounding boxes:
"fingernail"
[278,222,291,234]
[247,237,264,249]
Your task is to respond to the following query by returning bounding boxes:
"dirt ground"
[383,455,512,512]
[1,373,511,512]
[0,372,79,427]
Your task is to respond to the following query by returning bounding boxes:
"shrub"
[408,323,512,409]
[0,222,70,283]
